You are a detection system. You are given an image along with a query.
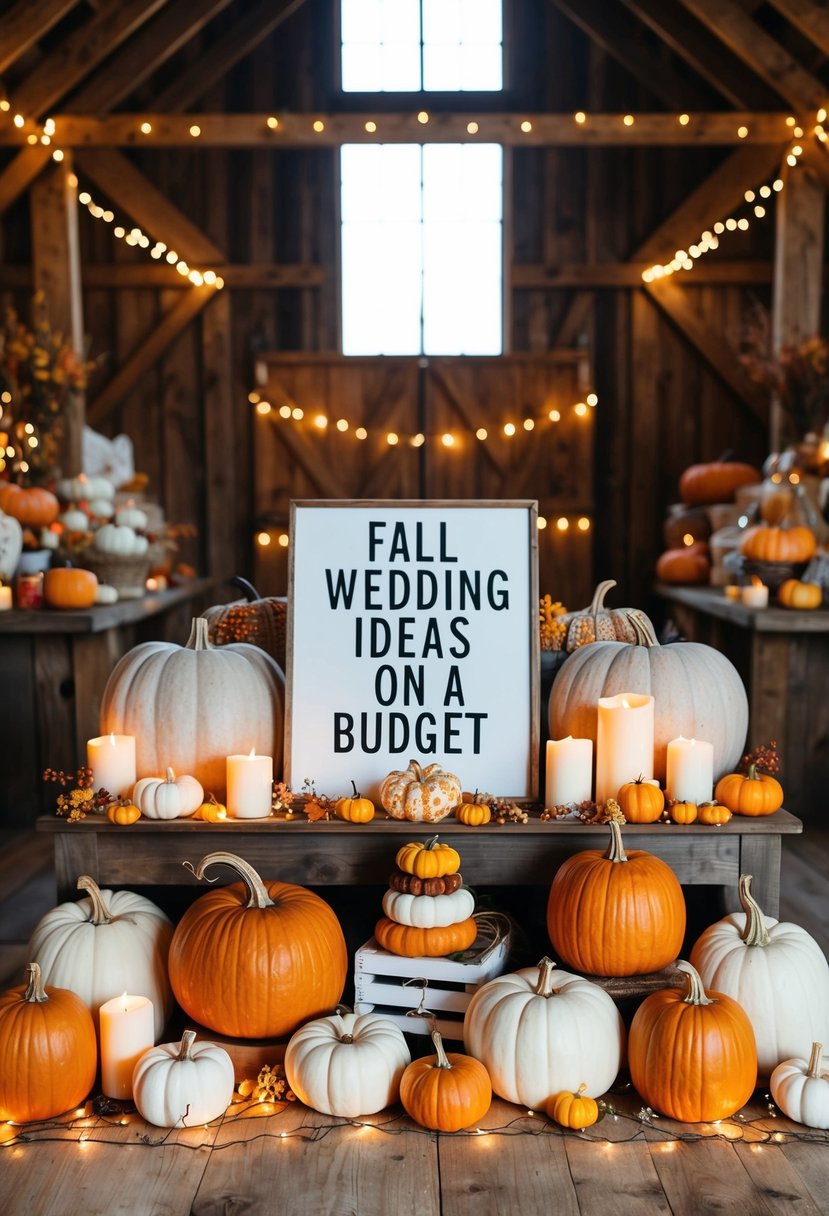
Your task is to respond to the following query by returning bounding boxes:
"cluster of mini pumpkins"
[375,837,476,959]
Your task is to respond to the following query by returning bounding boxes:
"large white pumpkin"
[27,875,173,1039]
[133,1031,234,1128]
[463,957,625,1105]
[690,875,829,1078]
[285,1010,411,1117]
[549,611,748,784]
[100,617,285,798]
[0,509,22,580]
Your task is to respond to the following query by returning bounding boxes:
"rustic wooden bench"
[37,810,802,917]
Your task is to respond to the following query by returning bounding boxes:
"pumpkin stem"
[424,835,439,851]
[186,617,214,652]
[409,760,425,783]
[629,611,660,649]
[165,767,176,784]
[430,1028,452,1069]
[77,874,112,925]
[589,580,617,613]
[807,1042,824,1079]
[577,1083,588,1097]
[178,1030,197,1061]
[23,962,48,1004]
[534,956,559,998]
[677,960,716,1006]
[737,874,772,948]
[185,852,274,909]
[603,820,628,864]
[350,780,360,798]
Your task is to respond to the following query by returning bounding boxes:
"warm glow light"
[365,121,377,132]
[386,432,399,445]
[786,154,797,167]
[418,111,430,124]
[737,125,748,138]
[313,119,325,132]
[411,432,425,446]
[725,218,737,231]
[355,426,367,440]
[189,125,201,138]
[623,114,634,126]
[574,402,588,417]
[441,432,455,447]
[817,108,827,124]
[537,516,547,529]
[678,113,690,125]
[773,179,784,191]
[523,419,534,431]
[476,427,487,440]
[683,533,695,547]
[574,111,586,124]
[267,116,279,129]
[577,517,590,531]
[279,404,292,418]
[314,413,328,429]
[204,270,216,284]
[256,401,272,416]
[278,534,289,548]
[52,149,64,162]
[754,205,766,218]
[586,392,598,406]
[291,407,304,420]
[13,114,25,128]
[503,422,516,436]
[467,121,478,134]
[520,120,532,132]
[27,134,38,145]
[166,250,178,263]
[737,218,749,230]
[140,121,152,134]
[336,418,348,432]
[792,144,803,156]
[256,531,271,547]
[548,408,560,422]
[0,101,9,112]
[556,517,569,531]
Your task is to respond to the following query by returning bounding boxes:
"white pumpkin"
[27,875,173,1038]
[464,957,625,1105]
[56,475,90,502]
[100,618,285,799]
[115,506,148,530]
[95,523,147,556]
[689,874,829,1078]
[88,498,116,518]
[59,509,89,531]
[133,1030,234,1128]
[95,583,119,605]
[382,887,475,928]
[86,476,115,500]
[133,767,204,820]
[770,1043,829,1129]
[39,526,61,551]
[0,509,22,580]
[285,1010,411,1117]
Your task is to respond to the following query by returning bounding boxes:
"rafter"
[766,0,829,61]
[0,0,81,76]
[0,146,53,216]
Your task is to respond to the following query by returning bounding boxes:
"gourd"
[0,964,97,1123]
[57,475,114,502]
[335,781,375,823]
[194,796,227,822]
[380,760,462,823]
[133,767,204,820]
[396,837,461,878]
[655,544,711,585]
[547,1083,599,1130]
[285,1009,411,1117]
[168,852,347,1040]
[399,1028,491,1132]
[455,794,491,825]
[27,875,173,1039]
[388,871,463,896]
[0,508,23,579]
[678,460,760,506]
[770,1043,829,1130]
[374,916,477,958]
[689,874,829,1078]
[552,580,649,651]
[95,583,118,605]
[778,579,822,610]
[463,957,625,1106]
[94,523,148,557]
[669,800,698,824]
[132,1030,234,1129]
[547,821,686,976]
[0,483,59,527]
[628,960,757,1122]
[100,617,285,799]
[115,506,148,530]
[43,566,98,609]
[617,777,665,824]
[698,801,732,825]
[715,766,784,817]
[740,524,816,564]
[381,887,475,929]
[88,498,116,519]
[550,611,748,786]
[59,509,89,532]
[106,800,141,825]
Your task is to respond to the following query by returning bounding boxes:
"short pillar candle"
[666,736,714,803]
[227,750,273,818]
[545,737,593,807]
[595,693,655,805]
[87,733,136,798]
[99,994,154,1099]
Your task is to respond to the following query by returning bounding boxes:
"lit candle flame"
[109,732,116,746]
[750,574,763,588]
[248,747,256,759]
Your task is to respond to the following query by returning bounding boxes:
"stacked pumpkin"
[375,837,477,958]
[657,458,761,585]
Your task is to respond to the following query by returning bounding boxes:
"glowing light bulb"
[503,422,516,437]
[476,427,487,440]
[140,121,152,134]
[520,120,532,133]
[574,111,586,124]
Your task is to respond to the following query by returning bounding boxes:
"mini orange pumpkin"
[617,777,665,824]
[547,1083,600,1130]
[335,781,375,823]
[455,793,491,826]
[44,566,98,610]
[106,800,141,825]
[668,800,698,824]
[778,579,822,610]
[395,836,461,879]
[740,524,816,564]
[400,1028,492,1132]
[715,766,784,817]
[656,543,711,585]
[194,796,228,822]
[698,801,732,825]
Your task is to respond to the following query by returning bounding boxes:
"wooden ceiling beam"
[679,0,827,111]
[766,0,829,62]
[0,146,53,215]
[10,0,169,121]
[69,0,236,113]
[0,0,81,76]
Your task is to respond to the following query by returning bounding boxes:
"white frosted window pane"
[343,223,423,355]
[377,145,422,218]
[423,45,461,91]
[341,146,382,221]
[423,0,462,43]
[423,145,502,222]
[423,218,501,355]
[380,42,421,91]
[461,0,501,43]
[459,44,503,90]
[342,0,382,42]
[342,44,383,92]
[379,0,420,42]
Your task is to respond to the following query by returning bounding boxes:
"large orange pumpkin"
[547,820,686,976]
[628,960,758,1122]
[43,566,98,609]
[168,852,347,1039]
[0,483,60,528]
[678,461,760,506]
[715,765,784,817]
[739,524,816,564]
[0,963,97,1122]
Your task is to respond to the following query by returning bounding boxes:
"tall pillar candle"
[595,693,655,805]
[546,737,593,807]
[99,994,154,1098]
[227,750,273,818]
[87,733,136,798]
[666,736,714,803]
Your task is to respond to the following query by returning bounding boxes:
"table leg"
[55,831,100,902]
[737,832,781,918]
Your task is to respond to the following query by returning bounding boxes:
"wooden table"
[2,578,221,827]
[657,583,829,824]
[37,810,802,917]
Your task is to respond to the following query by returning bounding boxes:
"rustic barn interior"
[1,0,828,1212]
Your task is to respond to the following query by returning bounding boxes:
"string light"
[574,112,586,124]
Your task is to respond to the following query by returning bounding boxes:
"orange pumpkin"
[777,579,822,610]
[663,507,711,550]
[698,801,732,825]
[374,916,477,959]
[678,461,760,507]
[0,483,60,528]
[0,963,97,1122]
[547,820,686,976]
[547,1083,600,1130]
[168,852,347,1039]
[43,566,98,609]
[656,543,711,585]
[106,800,141,825]
[617,777,665,824]
[669,800,698,824]
[628,960,757,1122]
[399,1028,492,1132]
[739,524,816,564]
[715,766,784,817]
[335,781,375,823]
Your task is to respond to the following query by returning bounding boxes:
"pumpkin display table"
[656,583,829,823]
[37,810,801,915]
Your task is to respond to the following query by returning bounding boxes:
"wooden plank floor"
[1,828,827,1215]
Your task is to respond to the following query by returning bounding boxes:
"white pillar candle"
[595,693,655,805]
[99,993,154,1099]
[666,736,714,804]
[546,736,593,807]
[742,582,769,608]
[87,733,136,798]
[227,750,273,818]
[0,586,11,611]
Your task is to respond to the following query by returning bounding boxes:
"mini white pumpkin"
[59,509,89,531]
[382,887,475,928]
[464,957,625,1105]
[39,526,61,551]
[0,509,22,580]
[56,475,91,502]
[116,506,148,530]
[285,1009,411,1117]
[133,1030,234,1128]
[133,767,204,819]
[689,874,829,1078]
[95,583,119,605]
[95,523,148,556]
[770,1042,829,1129]
[27,875,173,1038]
[88,498,116,519]
[85,476,115,500]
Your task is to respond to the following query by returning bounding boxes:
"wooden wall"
[0,0,773,618]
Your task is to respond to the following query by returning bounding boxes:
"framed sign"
[286,500,539,801]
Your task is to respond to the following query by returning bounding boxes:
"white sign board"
[286,501,539,801]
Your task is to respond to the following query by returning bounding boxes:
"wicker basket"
[80,550,153,599]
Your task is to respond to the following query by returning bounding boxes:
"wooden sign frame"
[285,499,539,802]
